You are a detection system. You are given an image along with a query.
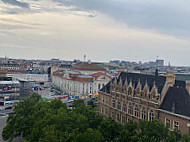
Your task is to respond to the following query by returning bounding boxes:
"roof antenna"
[84,54,86,62]
[155,55,159,76]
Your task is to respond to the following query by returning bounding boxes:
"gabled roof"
[71,62,106,71]
[160,87,190,117]
[100,72,167,95]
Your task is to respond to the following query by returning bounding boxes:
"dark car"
[5,106,13,110]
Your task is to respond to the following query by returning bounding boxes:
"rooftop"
[71,62,106,71]
[160,87,190,118]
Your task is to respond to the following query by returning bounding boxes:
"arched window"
[134,105,139,117]
[141,107,146,120]
[149,109,154,121]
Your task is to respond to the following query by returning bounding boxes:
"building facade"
[98,71,190,135]
[52,70,112,98]
[52,62,111,98]
[0,81,20,98]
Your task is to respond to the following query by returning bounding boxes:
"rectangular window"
[173,121,179,130]
[106,98,108,104]
[117,114,120,122]
[117,98,120,110]
[98,84,101,90]
[102,96,104,103]
[134,105,139,118]
[165,118,171,129]
[105,108,108,116]
[149,110,154,121]
[122,115,125,124]
[141,107,146,120]
[112,112,114,118]
[122,101,126,112]
[112,97,115,108]
[128,103,132,115]
[101,107,104,114]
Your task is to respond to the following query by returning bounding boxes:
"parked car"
[0,113,7,116]
[5,106,13,110]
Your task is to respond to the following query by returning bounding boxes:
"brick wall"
[159,110,190,135]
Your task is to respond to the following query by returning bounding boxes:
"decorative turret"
[186,80,190,95]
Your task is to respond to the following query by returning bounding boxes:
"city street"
[0,115,7,142]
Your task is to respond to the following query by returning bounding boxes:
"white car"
[67,100,74,103]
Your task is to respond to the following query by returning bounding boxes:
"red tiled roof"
[91,72,112,80]
[71,62,106,71]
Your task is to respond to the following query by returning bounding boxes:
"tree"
[3,95,189,142]
[119,120,138,142]
[138,119,168,142]
[72,99,85,108]
[88,100,96,108]
[76,128,102,142]
[99,117,123,141]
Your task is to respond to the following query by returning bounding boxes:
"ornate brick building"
[98,71,190,135]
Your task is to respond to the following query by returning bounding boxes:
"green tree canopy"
[3,98,190,142]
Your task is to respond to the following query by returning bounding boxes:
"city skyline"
[0,0,190,66]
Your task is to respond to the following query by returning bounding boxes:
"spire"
[137,79,141,86]
[124,77,128,86]
[129,78,132,87]
[153,81,156,88]
[114,77,117,85]
[119,77,122,85]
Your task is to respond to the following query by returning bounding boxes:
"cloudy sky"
[0,0,190,65]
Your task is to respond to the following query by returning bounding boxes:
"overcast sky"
[0,0,190,65]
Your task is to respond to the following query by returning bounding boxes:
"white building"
[5,70,48,82]
[52,62,112,98]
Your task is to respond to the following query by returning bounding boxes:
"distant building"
[52,70,112,98]
[98,71,190,135]
[0,63,20,70]
[156,59,164,67]
[58,64,72,70]
[110,60,120,65]
[0,81,20,99]
[4,70,48,82]
[52,62,112,98]
[16,78,34,98]
[71,62,107,75]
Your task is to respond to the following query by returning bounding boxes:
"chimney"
[186,81,190,95]
[166,70,175,86]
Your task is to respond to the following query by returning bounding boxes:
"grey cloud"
[1,0,29,8]
[53,0,190,38]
